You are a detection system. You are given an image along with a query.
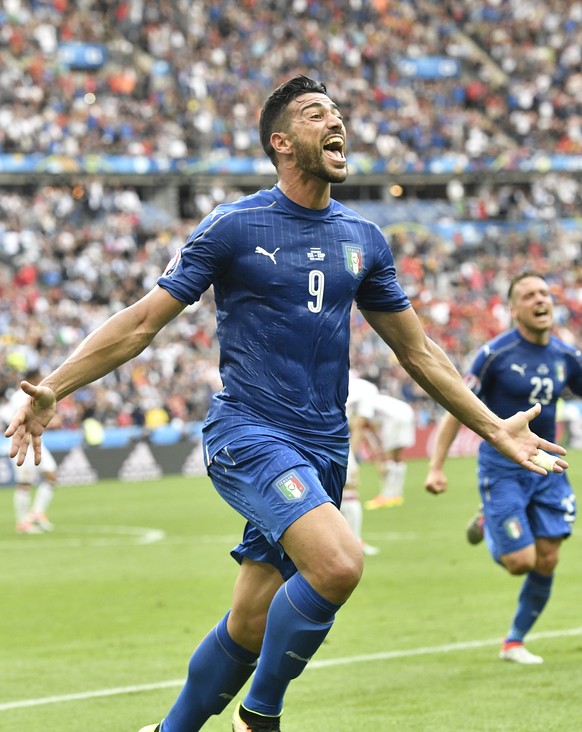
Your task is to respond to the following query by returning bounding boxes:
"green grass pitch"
[1,453,581,731]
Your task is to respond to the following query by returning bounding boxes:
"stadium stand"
[1,0,581,439]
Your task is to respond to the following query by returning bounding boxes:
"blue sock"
[243,573,342,717]
[162,612,258,731]
[505,571,554,643]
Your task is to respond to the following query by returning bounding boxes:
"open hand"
[495,403,568,475]
[4,381,57,466]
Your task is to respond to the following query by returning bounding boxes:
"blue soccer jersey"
[157,185,410,463]
[465,328,582,467]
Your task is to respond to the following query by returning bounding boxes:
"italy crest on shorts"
[503,516,523,539]
[275,472,307,501]
[343,244,364,277]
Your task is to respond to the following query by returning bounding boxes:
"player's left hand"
[496,403,568,475]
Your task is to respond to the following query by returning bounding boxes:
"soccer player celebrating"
[425,272,580,665]
[6,79,568,731]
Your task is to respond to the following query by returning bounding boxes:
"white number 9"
[308,270,325,313]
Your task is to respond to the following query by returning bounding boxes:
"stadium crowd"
[1,0,582,432]
[1,0,582,163]
[2,178,581,433]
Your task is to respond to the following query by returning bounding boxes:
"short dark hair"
[508,271,546,301]
[259,75,328,165]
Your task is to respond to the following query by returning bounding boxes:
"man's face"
[285,92,348,183]
[511,276,554,335]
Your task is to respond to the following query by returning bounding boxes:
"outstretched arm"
[5,286,187,465]
[362,307,568,475]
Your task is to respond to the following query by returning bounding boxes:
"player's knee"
[535,552,559,575]
[314,548,364,602]
[502,555,535,575]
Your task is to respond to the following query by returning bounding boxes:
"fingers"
[9,428,29,466]
[538,438,567,456]
[531,450,568,473]
[523,402,542,420]
[424,473,447,494]
[524,453,568,475]
[19,380,37,396]
[32,436,43,466]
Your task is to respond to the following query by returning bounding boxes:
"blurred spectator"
[1,1,582,431]
[1,0,582,163]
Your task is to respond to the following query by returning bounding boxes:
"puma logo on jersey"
[510,363,527,377]
[255,246,280,264]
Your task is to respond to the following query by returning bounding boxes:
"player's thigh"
[280,500,362,590]
[529,473,577,540]
[480,471,534,555]
[208,436,341,547]
[13,450,38,486]
[39,446,57,475]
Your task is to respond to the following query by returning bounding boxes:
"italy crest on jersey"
[275,472,307,501]
[343,244,364,278]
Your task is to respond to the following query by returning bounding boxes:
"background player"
[425,272,580,664]
[1,368,58,534]
[342,372,381,555]
[363,381,416,510]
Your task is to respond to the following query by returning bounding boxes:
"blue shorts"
[207,434,347,580]
[478,462,576,560]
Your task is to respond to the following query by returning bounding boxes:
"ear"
[270,131,293,157]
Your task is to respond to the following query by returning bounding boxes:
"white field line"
[2,626,581,712]
[0,530,418,550]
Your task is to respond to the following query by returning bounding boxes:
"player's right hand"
[425,466,448,495]
[4,381,57,466]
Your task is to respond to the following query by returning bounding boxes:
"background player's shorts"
[13,444,57,485]
[377,398,416,451]
[207,434,346,580]
[345,448,359,487]
[478,463,576,559]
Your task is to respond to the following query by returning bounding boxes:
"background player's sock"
[505,571,553,643]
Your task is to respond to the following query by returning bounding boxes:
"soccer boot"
[232,701,281,731]
[15,520,43,535]
[364,494,404,510]
[138,723,162,732]
[360,540,380,556]
[28,512,55,532]
[499,642,543,665]
[466,503,485,545]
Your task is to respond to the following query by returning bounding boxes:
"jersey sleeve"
[463,345,490,398]
[157,213,234,304]
[566,345,582,396]
[354,226,411,312]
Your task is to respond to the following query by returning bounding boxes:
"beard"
[293,135,348,184]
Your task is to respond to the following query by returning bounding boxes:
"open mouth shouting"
[323,135,346,164]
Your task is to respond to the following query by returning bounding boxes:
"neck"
[277,173,331,210]
[517,324,551,346]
